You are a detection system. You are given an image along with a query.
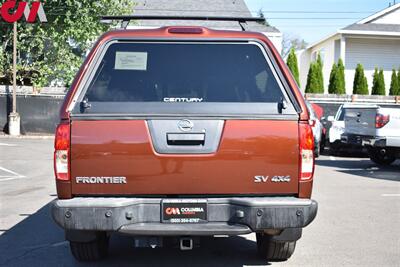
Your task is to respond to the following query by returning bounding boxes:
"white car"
[327,105,345,149]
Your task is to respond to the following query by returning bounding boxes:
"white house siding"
[371,8,400,24]
[264,33,283,55]
[345,37,400,94]
[298,35,338,92]
[298,49,311,90]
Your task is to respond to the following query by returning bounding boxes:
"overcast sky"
[245,0,394,44]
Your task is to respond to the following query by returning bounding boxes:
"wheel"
[319,134,326,154]
[368,148,396,166]
[256,233,296,261]
[314,144,320,158]
[70,232,109,261]
[329,141,341,155]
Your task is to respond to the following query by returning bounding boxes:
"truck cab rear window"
[84,42,284,103]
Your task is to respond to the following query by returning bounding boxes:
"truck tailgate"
[70,119,299,196]
[344,107,377,136]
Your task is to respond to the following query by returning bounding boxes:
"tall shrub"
[305,63,319,93]
[398,68,400,93]
[336,58,346,94]
[372,68,386,95]
[286,47,300,86]
[315,53,324,93]
[353,64,368,95]
[328,63,338,94]
[379,69,386,95]
[389,68,399,95]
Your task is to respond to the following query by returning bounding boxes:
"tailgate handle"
[167,133,205,146]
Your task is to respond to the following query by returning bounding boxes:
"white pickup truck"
[341,106,400,165]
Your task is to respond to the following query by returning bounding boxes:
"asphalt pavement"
[0,137,399,267]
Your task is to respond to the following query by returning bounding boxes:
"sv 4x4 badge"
[254,175,291,183]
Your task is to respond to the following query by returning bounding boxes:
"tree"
[389,68,399,95]
[371,68,386,95]
[286,47,300,86]
[336,58,346,94]
[353,64,368,95]
[315,53,324,93]
[256,9,270,26]
[328,59,346,94]
[378,69,386,95]
[305,54,324,94]
[0,0,135,87]
[398,68,400,94]
[305,63,319,93]
[371,68,379,95]
[328,63,338,94]
[282,33,307,58]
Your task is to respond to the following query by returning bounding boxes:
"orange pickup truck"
[51,16,317,262]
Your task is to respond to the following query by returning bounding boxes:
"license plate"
[162,200,207,223]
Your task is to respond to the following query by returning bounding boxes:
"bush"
[389,68,399,95]
[286,47,300,86]
[398,68,400,93]
[305,63,319,93]
[328,59,346,94]
[337,58,346,94]
[315,54,324,93]
[328,63,338,94]
[353,64,368,95]
[371,68,386,95]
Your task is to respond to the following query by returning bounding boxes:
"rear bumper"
[341,133,380,147]
[51,197,318,236]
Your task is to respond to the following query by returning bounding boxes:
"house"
[128,0,282,52]
[298,3,400,94]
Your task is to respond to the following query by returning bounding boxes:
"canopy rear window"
[74,41,297,117]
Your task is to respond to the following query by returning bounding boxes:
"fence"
[0,86,66,134]
[1,89,400,134]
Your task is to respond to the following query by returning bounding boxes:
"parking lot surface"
[0,138,399,267]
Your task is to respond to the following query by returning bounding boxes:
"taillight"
[299,122,315,181]
[54,122,70,181]
[168,27,204,34]
[375,113,390,128]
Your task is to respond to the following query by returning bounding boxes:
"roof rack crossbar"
[100,15,266,31]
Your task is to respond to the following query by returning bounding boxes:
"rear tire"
[329,141,341,155]
[70,232,109,261]
[256,233,296,261]
[314,144,320,158]
[368,148,396,166]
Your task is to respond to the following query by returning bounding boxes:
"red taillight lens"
[375,114,390,128]
[168,27,204,34]
[299,122,315,181]
[54,123,70,181]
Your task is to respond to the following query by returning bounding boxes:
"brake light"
[375,113,390,128]
[168,27,204,34]
[299,122,315,181]
[54,122,70,181]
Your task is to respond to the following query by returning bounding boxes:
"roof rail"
[100,15,266,31]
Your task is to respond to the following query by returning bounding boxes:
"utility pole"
[8,21,20,136]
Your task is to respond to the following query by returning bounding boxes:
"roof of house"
[306,3,400,49]
[342,23,400,32]
[130,0,280,33]
[356,2,400,24]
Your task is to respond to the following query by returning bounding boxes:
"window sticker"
[115,52,148,70]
